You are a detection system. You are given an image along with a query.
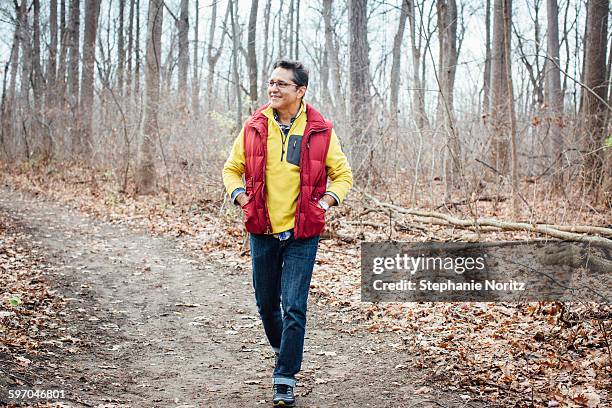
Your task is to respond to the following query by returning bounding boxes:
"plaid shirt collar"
[273,104,304,136]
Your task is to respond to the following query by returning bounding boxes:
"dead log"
[364,192,612,249]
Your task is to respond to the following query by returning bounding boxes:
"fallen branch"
[364,192,612,249]
[434,195,507,210]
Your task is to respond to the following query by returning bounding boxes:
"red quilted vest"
[242,103,332,239]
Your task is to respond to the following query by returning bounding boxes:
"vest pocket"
[304,199,326,236]
[286,135,302,166]
[242,198,259,232]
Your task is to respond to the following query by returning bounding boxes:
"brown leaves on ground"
[1,162,610,407]
[0,212,81,394]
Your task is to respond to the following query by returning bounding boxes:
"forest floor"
[0,186,491,408]
[0,163,610,407]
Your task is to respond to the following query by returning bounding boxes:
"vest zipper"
[254,122,273,234]
[262,142,272,234]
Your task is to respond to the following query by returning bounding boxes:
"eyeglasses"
[268,80,300,89]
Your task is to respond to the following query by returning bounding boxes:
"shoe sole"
[273,401,295,407]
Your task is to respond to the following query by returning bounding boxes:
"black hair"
[272,59,309,87]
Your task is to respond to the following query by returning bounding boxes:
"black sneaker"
[272,384,295,407]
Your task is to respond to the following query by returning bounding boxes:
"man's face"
[267,67,306,110]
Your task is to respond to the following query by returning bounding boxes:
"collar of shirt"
[273,104,304,136]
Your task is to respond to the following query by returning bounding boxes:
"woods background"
[0,1,611,406]
[0,0,611,210]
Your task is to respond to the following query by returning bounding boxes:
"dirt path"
[0,188,489,408]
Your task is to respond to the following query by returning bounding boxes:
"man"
[222,59,352,407]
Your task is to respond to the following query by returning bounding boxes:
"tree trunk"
[408,0,430,132]
[19,1,31,101]
[503,0,519,216]
[349,0,372,179]
[323,0,343,114]
[389,0,408,134]
[67,0,80,156]
[33,0,49,160]
[178,0,189,109]
[1,1,23,159]
[19,0,32,159]
[79,0,101,159]
[136,0,163,195]
[247,0,259,110]
[545,0,564,189]
[259,0,272,104]
[436,0,461,192]
[192,0,200,116]
[581,0,609,195]
[278,0,287,59]
[117,0,126,96]
[126,0,135,102]
[294,0,300,59]
[48,0,58,96]
[8,2,24,105]
[57,0,67,111]
[483,0,491,113]
[66,0,78,91]
[229,0,243,130]
[488,0,511,175]
[135,0,141,96]
[206,0,218,112]
[288,0,294,58]
[206,1,229,112]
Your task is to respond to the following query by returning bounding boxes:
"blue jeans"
[250,232,320,387]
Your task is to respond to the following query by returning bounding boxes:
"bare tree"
[294,0,300,59]
[408,0,430,132]
[581,0,609,195]
[482,0,491,113]
[349,0,372,179]
[79,0,101,159]
[136,0,163,194]
[117,0,126,96]
[19,0,31,102]
[8,1,24,106]
[57,0,67,110]
[18,0,32,158]
[177,0,189,108]
[126,0,135,101]
[389,0,408,133]
[191,0,200,116]
[135,0,141,96]
[259,0,272,104]
[488,0,512,175]
[288,0,294,58]
[545,0,564,189]
[32,0,49,159]
[206,0,229,112]
[436,0,461,191]
[229,0,242,130]
[67,0,80,155]
[48,0,58,98]
[67,0,79,99]
[247,0,259,109]
[1,1,24,158]
[323,0,343,113]
[46,0,58,156]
